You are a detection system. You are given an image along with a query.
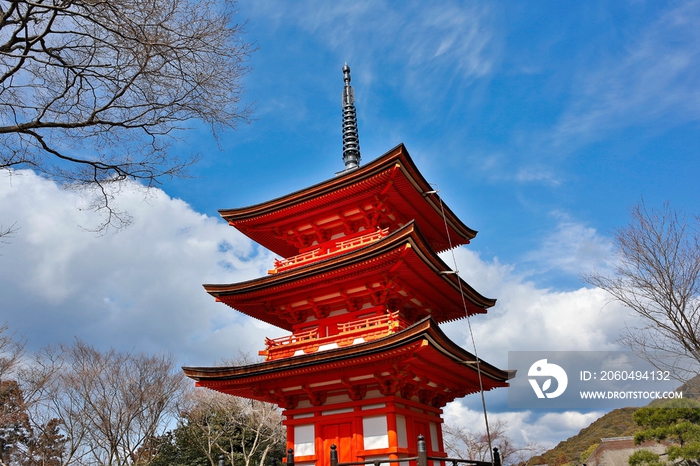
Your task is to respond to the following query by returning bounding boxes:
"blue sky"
[1,0,699,451]
[167,0,699,287]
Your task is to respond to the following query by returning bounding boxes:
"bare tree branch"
[443,419,546,466]
[0,222,18,249]
[26,340,188,466]
[583,200,700,381]
[0,0,255,231]
[0,323,25,385]
[178,388,285,466]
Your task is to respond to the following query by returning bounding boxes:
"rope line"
[429,184,494,466]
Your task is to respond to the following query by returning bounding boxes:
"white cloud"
[444,401,605,449]
[0,170,281,366]
[442,246,629,367]
[515,167,561,186]
[1,170,638,453]
[0,173,631,367]
[439,238,636,454]
[522,212,615,277]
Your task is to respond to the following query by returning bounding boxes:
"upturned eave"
[219,144,477,257]
[203,221,496,331]
[182,317,513,406]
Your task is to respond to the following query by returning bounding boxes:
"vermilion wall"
[283,393,445,466]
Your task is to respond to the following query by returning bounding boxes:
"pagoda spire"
[341,63,361,171]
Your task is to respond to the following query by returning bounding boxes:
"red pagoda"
[183,65,511,466]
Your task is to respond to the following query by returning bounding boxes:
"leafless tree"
[0,324,24,380]
[0,0,254,231]
[583,201,700,381]
[176,389,230,466]
[1,327,190,465]
[22,346,86,466]
[30,340,188,466]
[231,397,285,466]
[443,419,545,466]
[179,388,285,466]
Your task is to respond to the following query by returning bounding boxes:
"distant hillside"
[527,407,640,466]
[673,376,700,399]
[528,375,700,466]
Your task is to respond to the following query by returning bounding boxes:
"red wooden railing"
[335,228,388,252]
[337,311,400,334]
[263,327,318,348]
[269,228,389,274]
[259,311,403,361]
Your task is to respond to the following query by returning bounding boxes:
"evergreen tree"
[629,398,700,466]
[0,380,67,466]
[0,380,31,465]
[148,392,285,466]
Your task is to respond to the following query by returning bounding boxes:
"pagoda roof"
[204,221,495,331]
[183,317,513,408]
[219,143,477,257]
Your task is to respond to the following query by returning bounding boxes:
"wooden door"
[413,421,430,453]
[322,422,353,466]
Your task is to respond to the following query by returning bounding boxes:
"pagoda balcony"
[268,228,389,274]
[258,311,405,361]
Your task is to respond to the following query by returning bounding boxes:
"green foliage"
[632,398,700,465]
[148,429,210,466]
[667,442,700,464]
[579,443,599,463]
[633,399,700,446]
[27,418,68,466]
[149,394,286,466]
[628,449,664,466]
[633,399,700,430]
[0,380,67,466]
[0,380,31,464]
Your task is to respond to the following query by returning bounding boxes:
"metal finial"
[341,63,361,171]
[343,63,351,86]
